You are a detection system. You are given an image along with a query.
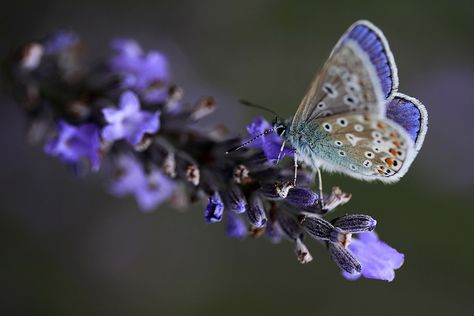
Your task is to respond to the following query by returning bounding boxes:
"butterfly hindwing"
[386,92,428,151]
[303,113,416,182]
[292,20,397,126]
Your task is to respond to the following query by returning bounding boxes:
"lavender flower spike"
[9,32,409,282]
[343,232,405,282]
[102,91,160,145]
[44,120,101,171]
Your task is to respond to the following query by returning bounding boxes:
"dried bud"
[233,164,251,184]
[134,135,154,152]
[67,100,91,119]
[276,181,294,198]
[190,96,216,120]
[323,187,352,212]
[295,238,313,264]
[260,181,294,199]
[328,242,362,275]
[21,42,44,70]
[186,165,200,186]
[249,226,266,238]
[165,85,184,113]
[206,124,228,141]
[162,153,177,178]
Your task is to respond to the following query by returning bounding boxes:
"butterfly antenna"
[239,99,280,117]
[225,128,274,154]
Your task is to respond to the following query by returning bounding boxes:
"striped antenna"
[225,128,274,154]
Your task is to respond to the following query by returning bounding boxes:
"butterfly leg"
[293,152,298,187]
[276,140,287,164]
[317,167,324,207]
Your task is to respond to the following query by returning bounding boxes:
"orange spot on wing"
[377,122,386,130]
[389,148,397,156]
[385,158,394,167]
[393,140,401,148]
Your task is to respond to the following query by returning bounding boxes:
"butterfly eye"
[275,125,286,136]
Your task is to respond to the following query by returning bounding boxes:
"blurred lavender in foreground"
[5,31,404,281]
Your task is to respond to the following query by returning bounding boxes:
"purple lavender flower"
[205,192,224,223]
[109,38,169,103]
[343,232,404,282]
[226,213,247,238]
[43,31,79,55]
[246,117,293,162]
[44,120,101,171]
[110,155,175,211]
[102,91,160,145]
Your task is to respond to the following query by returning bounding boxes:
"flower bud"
[222,184,247,214]
[247,194,267,228]
[299,215,334,240]
[332,214,377,233]
[328,242,362,275]
[285,187,319,207]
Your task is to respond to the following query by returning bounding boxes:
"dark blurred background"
[1,0,473,315]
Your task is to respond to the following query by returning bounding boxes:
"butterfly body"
[271,20,428,183]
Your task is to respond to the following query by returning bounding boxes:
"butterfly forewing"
[292,23,391,127]
[306,113,416,182]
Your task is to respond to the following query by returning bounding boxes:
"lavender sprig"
[5,31,405,281]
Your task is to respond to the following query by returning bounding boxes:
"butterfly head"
[272,117,288,137]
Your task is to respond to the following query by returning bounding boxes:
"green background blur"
[1,0,473,315]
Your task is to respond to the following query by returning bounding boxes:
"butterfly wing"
[292,20,398,125]
[297,113,416,182]
[386,92,428,151]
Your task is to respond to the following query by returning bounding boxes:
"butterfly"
[267,20,428,188]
